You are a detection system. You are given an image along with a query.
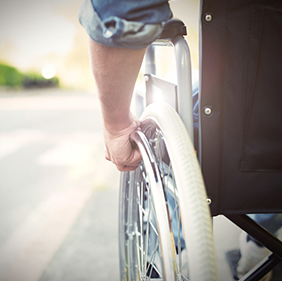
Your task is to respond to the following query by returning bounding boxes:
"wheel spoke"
[146,237,162,278]
[144,188,152,275]
[137,182,144,272]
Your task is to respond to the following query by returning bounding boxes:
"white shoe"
[236,232,272,281]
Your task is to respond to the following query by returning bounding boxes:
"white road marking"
[0,95,101,111]
[37,131,103,167]
[38,142,94,166]
[0,130,103,165]
[0,130,46,159]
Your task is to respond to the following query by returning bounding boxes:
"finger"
[105,151,111,161]
[104,144,111,161]
[116,150,142,171]
[130,139,138,150]
[129,149,142,164]
[116,164,139,172]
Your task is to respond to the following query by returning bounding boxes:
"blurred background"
[0,0,201,92]
[0,0,94,90]
[0,0,241,280]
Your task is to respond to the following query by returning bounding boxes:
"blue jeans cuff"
[78,0,164,49]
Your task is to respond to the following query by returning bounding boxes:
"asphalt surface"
[0,89,248,281]
[0,89,120,281]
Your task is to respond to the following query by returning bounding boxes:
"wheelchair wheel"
[119,102,217,281]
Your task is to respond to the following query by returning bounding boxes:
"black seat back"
[200,0,282,216]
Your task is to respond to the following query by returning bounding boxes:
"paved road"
[0,89,120,281]
[0,89,245,281]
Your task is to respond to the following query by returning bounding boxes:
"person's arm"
[89,38,146,171]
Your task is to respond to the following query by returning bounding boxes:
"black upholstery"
[158,18,187,39]
[200,0,282,216]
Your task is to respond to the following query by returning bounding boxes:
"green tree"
[0,63,23,87]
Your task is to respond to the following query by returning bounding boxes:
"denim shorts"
[78,0,172,49]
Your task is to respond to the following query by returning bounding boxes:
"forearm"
[89,38,146,133]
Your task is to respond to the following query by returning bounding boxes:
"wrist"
[104,115,133,135]
[103,113,140,136]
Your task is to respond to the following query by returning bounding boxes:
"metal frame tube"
[172,35,194,143]
[226,214,282,260]
[145,36,194,143]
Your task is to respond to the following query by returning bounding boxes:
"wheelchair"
[118,1,282,280]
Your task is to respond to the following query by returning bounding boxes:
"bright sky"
[0,0,95,88]
[0,0,77,66]
[1,2,75,53]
